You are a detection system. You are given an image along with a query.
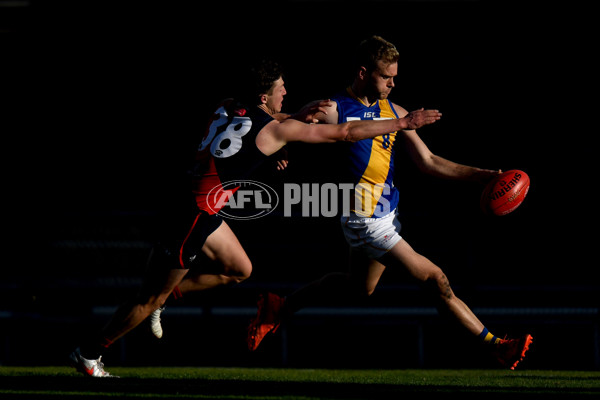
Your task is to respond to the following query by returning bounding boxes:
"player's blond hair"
[355,35,399,71]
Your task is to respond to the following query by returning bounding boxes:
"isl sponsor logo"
[209,180,393,220]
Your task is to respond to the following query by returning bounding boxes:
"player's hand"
[276,159,289,171]
[477,168,503,185]
[292,99,333,123]
[274,147,289,171]
[403,108,442,130]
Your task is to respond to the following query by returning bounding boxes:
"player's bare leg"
[379,239,532,369]
[70,265,188,377]
[280,272,350,314]
[281,248,381,315]
[73,220,253,377]
[150,221,252,338]
[247,242,476,351]
[379,239,485,334]
[248,249,379,351]
[101,267,190,345]
[348,249,386,298]
[249,237,532,368]
[181,220,253,290]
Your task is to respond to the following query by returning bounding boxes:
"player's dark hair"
[251,58,283,99]
[234,58,284,107]
[354,35,399,72]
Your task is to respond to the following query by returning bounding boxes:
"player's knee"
[148,297,166,312]
[130,297,164,317]
[424,269,454,301]
[364,285,377,297]
[233,265,252,283]
[224,257,252,283]
[348,277,376,298]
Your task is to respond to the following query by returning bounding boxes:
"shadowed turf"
[0,367,599,399]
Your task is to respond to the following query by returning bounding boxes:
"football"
[481,170,530,216]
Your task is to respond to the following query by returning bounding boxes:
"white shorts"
[340,209,402,259]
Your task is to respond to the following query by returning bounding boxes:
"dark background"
[3,1,598,369]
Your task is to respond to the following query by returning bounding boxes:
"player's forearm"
[422,154,499,184]
[299,108,439,143]
[343,119,407,142]
[343,108,442,141]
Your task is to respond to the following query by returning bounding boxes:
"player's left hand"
[403,108,442,130]
[276,159,289,171]
[293,99,333,123]
[274,147,289,171]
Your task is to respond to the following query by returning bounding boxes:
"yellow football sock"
[479,327,501,345]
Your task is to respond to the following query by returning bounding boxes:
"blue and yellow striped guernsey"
[333,87,400,218]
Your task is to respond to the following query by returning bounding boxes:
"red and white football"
[481,170,530,216]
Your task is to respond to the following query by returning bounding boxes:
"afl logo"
[207,180,279,220]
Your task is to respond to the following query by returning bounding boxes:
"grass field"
[0,367,599,399]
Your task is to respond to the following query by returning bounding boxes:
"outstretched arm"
[392,104,499,184]
[403,129,500,184]
[343,108,441,141]
[256,108,441,156]
[272,100,334,123]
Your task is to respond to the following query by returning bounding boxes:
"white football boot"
[150,306,165,339]
[69,347,117,378]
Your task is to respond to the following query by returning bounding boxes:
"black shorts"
[153,209,223,270]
